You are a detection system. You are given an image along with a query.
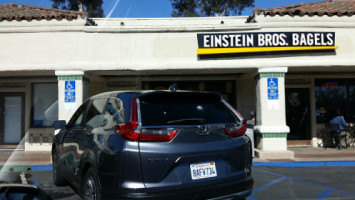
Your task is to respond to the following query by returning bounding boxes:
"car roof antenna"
[169,83,177,92]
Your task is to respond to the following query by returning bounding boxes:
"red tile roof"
[0,4,88,22]
[254,0,355,17]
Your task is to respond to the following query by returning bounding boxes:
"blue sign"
[267,78,279,100]
[65,81,75,102]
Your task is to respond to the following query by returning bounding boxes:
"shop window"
[32,83,58,127]
[315,80,348,123]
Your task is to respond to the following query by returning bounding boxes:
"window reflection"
[32,83,58,127]
[83,98,107,128]
[103,98,123,129]
[315,79,350,123]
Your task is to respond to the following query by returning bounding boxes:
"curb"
[2,161,355,172]
[31,165,53,171]
[253,161,355,167]
[0,165,52,172]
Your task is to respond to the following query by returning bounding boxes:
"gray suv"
[52,90,253,200]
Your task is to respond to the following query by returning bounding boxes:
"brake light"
[115,98,178,142]
[224,119,247,137]
[115,124,178,142]
[115,122,139,141]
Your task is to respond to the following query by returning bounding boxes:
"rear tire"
[83,167,101,200]
[52,149,68,186]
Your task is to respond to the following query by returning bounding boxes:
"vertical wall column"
[55,71,89,122]
[254,67,290,152]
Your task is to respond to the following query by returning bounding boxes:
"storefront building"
[0,1,354,159]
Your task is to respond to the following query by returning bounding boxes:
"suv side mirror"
[53,120,66,130]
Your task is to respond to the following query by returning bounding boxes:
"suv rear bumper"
[103,176,253,200]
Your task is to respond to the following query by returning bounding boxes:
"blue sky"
[2,0,319,17]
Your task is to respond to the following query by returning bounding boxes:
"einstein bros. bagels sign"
[197,32,337,55]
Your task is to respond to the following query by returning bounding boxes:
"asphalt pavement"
[1,147,355,199]
[250,166,355,200]
[3,165,355,200]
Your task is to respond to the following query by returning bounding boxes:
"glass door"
[286,88,311,140]
[0,93,24,147]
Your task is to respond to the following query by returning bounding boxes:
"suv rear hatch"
[118,91,252,194]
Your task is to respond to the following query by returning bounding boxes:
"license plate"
[190,162,217,180]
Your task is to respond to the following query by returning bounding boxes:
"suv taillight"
[224,119,247,137]
[115,98,178,142]
[115,124,178,142]
[115,122,139,141]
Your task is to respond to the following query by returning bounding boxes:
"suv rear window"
[139,92,237,126]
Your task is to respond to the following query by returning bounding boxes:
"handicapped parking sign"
[65,81,76,103]
[267,78,278,100]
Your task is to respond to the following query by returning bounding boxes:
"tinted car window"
[83,98,107,128]
[139,92,237,126]
[67,100,90,128]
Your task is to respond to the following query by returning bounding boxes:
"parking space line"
[317,188,334,200]
[251,176,287,195]
[246,196,258,200]
[253,167,355,197]
[253,167,287,178]
[286,175,355,197]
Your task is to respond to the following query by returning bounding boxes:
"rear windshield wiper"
[167,118,205,125]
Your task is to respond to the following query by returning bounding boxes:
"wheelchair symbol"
[65,81,75,90]
[66,83,73,89]
[268,78,277,87]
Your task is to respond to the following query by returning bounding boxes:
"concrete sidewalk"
[291,146,355,161]
[0,147,355,166]
[254,146,355,162]
[0,150,51,166]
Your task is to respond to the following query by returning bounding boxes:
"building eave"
[253,14,355,28]
[86,17,261,33]
[0,18,89,33]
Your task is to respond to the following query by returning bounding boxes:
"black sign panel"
[197,32,335,49]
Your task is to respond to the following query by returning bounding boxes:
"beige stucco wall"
[0,16,354,73]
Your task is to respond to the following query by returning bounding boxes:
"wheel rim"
[85,177,97,200]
